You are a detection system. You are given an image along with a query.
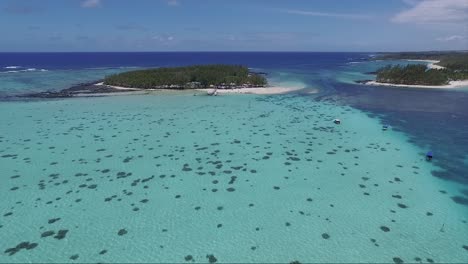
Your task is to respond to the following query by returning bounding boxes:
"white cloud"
[81,0,101,8]
[283,9,373,20]
[167,0,179,6]
[436,35,466,41]
[152,35,175,42]
[392,0,468,24]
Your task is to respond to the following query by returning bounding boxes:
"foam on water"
[1,93,466,263]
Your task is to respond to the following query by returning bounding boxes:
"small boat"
[382,125,389,131]
[426,151,433,161]
[333,119,341,124]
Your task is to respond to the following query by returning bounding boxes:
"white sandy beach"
[96,82,305,95]
[363,59,468,89]
[366,80,468,89]
[196,86,304,95]
[95,82,142,91]
[407,59,445,70]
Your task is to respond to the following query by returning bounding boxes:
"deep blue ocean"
[0,52,370,71]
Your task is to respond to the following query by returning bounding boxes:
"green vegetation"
[374,51,468,71]
[373,51,468,85]
[376,65,448,85]
[104,64,267,89]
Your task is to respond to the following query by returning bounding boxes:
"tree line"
[376,64,468,86]
[104,64,268,89]
[374,51,468,71]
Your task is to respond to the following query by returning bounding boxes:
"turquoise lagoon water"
[1,53,467,263]
[1,94,467,263]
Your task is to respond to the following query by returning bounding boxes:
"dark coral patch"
[54,229,69,240]
[4,241,38,256]
[41,230,55,238]
[206,254,218,263]
[397,203,408,209]
[48,218,61,224]
[118,229,128,236]
[380,226,390,232]
[451,196,468,205]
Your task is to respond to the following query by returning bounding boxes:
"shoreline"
[406,59,445,70]
[97,82,304,95]
[363,80,468,89]
[95,82,142,91]
[20,81,306,99]
[356,59,466,89]
[196,86,304,95]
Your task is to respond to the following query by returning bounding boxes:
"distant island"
[376,64,454,86]
[22,64,303,98]
[359,51,468,88]
[104,64,268,89]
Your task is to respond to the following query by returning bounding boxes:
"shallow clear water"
[0,53,467,263]
[1,94,467,263]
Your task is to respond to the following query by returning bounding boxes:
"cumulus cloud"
[392,0,468,24]
[81,0,101,8]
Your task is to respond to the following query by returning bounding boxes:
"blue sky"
[1,0,467,51]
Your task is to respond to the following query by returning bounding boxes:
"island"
[103,64,267,89]
[358,51,468,88]
[21,64,303,98]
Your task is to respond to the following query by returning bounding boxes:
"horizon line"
[0,50,466,53]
